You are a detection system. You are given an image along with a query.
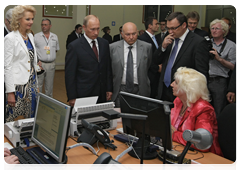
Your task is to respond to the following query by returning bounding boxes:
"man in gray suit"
[110,22,152,107]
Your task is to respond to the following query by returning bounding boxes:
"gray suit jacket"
[110,39,152,101]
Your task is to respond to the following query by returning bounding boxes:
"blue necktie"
[164,38,180,87]
[152,35,159,49]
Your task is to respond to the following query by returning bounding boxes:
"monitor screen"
[119,91,173,151]
[31,93,71,163]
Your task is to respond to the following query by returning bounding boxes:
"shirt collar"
[124,40,137,49]
[145,30,154,38]
[211,38,226,47]
[179,29,189,42]
[84,33,97,44]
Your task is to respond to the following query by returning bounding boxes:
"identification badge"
[46,50,50,55]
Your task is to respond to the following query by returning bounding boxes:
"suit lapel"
[118,40,124,68]
[81,36,98,62]
[173,32,193,66]
[16,30,28,55]
[136,40,143,67]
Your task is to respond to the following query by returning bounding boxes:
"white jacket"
[4,30,38,93]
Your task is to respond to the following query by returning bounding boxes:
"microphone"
[182,128,213,150]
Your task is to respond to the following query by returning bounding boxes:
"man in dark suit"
[222,17,236,43]
[186,11,209,37]
[154,12,209,102]
[138,17,161,98]
[66,24,83,49]
[65,15,113,106]
[112,26,122,43]
[4,8,13,37]
[156,19,169,46]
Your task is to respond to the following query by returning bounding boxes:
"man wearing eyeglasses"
[156,19,169,45]
[208,19,236,117]
[4,8,13,37]
[154,12,209,102]
[34,18,60,97]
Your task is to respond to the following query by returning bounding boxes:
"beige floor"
[44,70,68,105]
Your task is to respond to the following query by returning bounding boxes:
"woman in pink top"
[170,67,222,156]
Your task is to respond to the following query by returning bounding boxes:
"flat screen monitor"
[119,91,173,159]
[31,93,71,163]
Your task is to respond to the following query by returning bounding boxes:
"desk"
[4,122,233,164]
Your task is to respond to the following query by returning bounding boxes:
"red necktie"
[92,40,99,61]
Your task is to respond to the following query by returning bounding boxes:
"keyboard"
[10,146,38,164]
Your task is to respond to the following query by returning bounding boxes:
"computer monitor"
[119,91,173,160]
[31,93,71,163]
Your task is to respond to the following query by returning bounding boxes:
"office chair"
[217,103,236,162]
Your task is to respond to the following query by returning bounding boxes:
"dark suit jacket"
[102,33,112,44]
[226,30,236,43]
[138,31,161,98]
[194,28,209,37]
[227,64,236,93]
[4,27,8,37]
[65,36,113,103]
[154,31,209,101]
[113,34,121,42]
[66,31,83,49]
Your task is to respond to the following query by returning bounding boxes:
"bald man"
[65,15,113,106]
[110,22,152,107]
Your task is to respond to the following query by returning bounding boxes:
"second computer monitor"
[119,91,173,151]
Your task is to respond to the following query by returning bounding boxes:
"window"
[43,5,73,18]
[143,5,173,23]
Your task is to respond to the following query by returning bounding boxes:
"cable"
[115,146,133,161]
[96,140,100,155]
[66,142,97,155]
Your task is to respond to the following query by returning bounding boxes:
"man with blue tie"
[154,12,209,102]
[139,17,161,98]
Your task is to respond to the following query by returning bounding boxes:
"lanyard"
[42,34,50,46]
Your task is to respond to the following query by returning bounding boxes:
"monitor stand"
[27,147,68,164]
[128,137,158,160]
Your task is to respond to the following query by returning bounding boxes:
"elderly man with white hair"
[208,19,236,117]
[4,8,13,36]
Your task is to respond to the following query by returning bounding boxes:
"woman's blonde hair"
[174,67,210,107]
[11,5,36,33]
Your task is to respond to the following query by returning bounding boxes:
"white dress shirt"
[121,41,138,85]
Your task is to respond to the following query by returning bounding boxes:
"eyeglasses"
[211,27,222,31]
[7,19,11,24]
[166,23,183,31]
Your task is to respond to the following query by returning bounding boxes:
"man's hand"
[69,99,76,107]
[158,64,162,73]
[162,33,174,49]
[226,92,235,103]
[106,92,113,101]
[4,155,20,164]
[171,125,177,134]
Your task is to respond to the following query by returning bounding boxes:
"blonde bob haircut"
[11,5,36,33]
[174,67,210,107]
[210,19,229,37]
